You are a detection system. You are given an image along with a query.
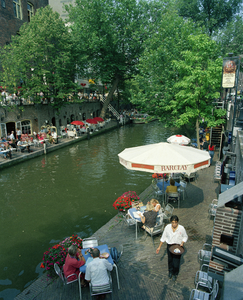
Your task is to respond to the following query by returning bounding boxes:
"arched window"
[27,2,34,22]
[2,0,6,8]
[13,0,22,19]
[21,120,31,134]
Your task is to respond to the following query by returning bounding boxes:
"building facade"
[0,101,102,137]
[0,0,48,47]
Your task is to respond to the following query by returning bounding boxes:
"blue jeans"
[209,150,214,164]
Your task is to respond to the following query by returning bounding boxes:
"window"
[27,2,34,22]
[2,0,6,8]
[21,120,31,134]
[13,0,22,19]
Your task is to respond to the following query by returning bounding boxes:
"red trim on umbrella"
[194,160,209,169]
[176,134,182,137]
[86,119,98,124]
[93,117,104,122]
[131,163,154,170]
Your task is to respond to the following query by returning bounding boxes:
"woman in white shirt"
[156,215,188,281]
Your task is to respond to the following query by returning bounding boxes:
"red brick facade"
[209,206,242,278]
[0,0,48,47]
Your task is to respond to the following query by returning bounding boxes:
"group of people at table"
[0,130,33,158]
[63,201,188,298]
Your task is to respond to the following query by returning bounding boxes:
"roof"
[218,181,243,208]
[223,264,243,300]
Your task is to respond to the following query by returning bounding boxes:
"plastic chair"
[151,179,164,204]
[166,192,180,208]
[189,280,219,300]
[178,180,187,200]
[82,237,98,249]
[208,199,218,220]
[198,243,212,265]
[54,263,82,300]
[89,271,113,299]
[162,203,174,223]
[143,213,165,247]
[194,264,214,291]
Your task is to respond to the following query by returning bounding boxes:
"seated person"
[51,131,57,143]
[139,203,158,229]
[150,199,162,213]
[0,141,10,159]
[17,138,26,153]
[166,178,178,194]
[47,130,54,144]
[63,245,86,286]
[85,248,113,290]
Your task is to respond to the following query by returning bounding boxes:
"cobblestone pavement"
[15,153,220,300]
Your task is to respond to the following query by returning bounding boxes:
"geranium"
[59,234,83,249]
[121,191,140,202]
[42,244,67,278]
[113,196,132,211]
[152,173,167,179]
[41,235,82,278]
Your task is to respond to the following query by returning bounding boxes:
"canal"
[0,121,186,300]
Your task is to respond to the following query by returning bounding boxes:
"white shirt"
[85,258,113,285]
[160,224,188,245]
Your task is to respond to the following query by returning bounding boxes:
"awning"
[218,181,243,208]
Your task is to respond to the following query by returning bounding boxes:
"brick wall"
[0,0,49,47]
[209,206,242,278]
[0,102,101,136]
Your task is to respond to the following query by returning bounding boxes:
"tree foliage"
[130,13,225,146]
[215,15,243,57]
[0,6,77,108]
[177,0,242,35]
[66,0,169,118]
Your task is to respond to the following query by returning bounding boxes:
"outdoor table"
[128,207,146,240]
[80,244,120,290]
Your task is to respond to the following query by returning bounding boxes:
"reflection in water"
[0,122,185,299]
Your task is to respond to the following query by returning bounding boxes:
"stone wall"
[0,101,101,136]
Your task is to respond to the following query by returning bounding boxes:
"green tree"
[177,0,242,36]
[66,0,166,118]
[0,6,77,108]
[171,34,225,148]
[215,15,243,57]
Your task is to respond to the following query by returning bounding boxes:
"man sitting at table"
[166,178,178,194]
[85,248,113,296]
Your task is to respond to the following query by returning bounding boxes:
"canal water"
[0,121,186,300]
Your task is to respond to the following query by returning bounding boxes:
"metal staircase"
[210,125,223,148]
[100,96,120,120]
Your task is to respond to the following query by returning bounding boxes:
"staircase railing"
[100,96,120,120]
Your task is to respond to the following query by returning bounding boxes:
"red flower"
[40,263,45,268]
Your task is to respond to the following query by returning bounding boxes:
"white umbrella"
[118,142,210,175]
[167,134,191,145]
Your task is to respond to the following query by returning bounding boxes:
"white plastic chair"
[82,237,98,249]
[209,199,218,220]
[162,203,174,223]
[178,180,187,200]
[54,263,82,300]
[189,280,219,300]
[166,192,180,208]
[198,243,212,265]
[195,264,213,291]
[143,213,165,246]
[89,271,113,299]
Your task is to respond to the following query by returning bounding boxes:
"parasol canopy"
[93,117,104,122]
[118,142,210,175]
[71,121,85,126]
[86,118,98,124]
[167,134,191,145]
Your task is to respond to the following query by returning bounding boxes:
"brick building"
[0,0,48,48]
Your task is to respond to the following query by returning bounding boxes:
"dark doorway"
[52,117,56,127]
[6,122,16,137]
